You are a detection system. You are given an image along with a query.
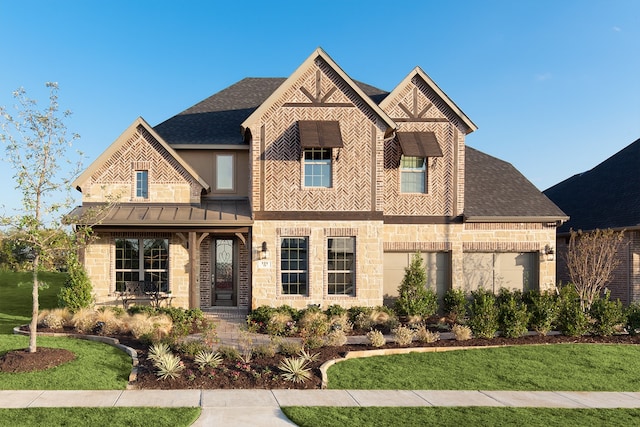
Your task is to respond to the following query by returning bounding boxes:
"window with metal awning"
[396,131,443,194]
[298,121,343,188]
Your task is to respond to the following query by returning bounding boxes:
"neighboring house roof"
[68,200,252,228]
[72,117,210,193]
[544,137,640,233]
[464,147,568,222]
[379,66,478,134]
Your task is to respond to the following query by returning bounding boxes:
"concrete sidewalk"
[3,389,640,426]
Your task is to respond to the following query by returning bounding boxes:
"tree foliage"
[0,83,81,352]
[395,252,438,318]
[565,228,625,311]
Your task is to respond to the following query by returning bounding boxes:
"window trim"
[302,147,332,188]
[114,237,169,292]
[215,153,235,192]
[399,155,426,194]
[327,236,356,296]
[279,237,309,296]
[135,170,149,199]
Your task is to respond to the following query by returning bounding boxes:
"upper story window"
[396,131,443,194]
[304,148,332,188]
[298,121,343,189]
[215,154,234,191]
[280,237,308,295]
[135,170,148,198]
[400,156,426,193]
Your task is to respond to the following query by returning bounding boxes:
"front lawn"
[0,407,200,427]
[328,344,640,391]
[282,407,640,427]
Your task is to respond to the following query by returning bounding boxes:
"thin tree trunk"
[29,254,39,353]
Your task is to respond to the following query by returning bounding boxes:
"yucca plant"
[194,350,223,370]
[278,356,312,384]
[298,348,320,363]
[147,342,171,363]
[154,352,184,380]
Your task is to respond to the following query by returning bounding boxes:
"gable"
[73,117,210,203]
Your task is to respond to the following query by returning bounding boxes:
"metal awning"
[298,121,343,148]
[67,200,253,228]
[397,131,443,157]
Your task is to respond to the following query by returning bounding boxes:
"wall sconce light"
[542,244,555,262]
[260,241,270,260]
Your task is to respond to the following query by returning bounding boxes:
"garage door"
[463,252,538,293]
[383,252,450,307]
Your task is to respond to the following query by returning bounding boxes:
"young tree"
[565,228,626,311]
[395,252,438,318]
[0,82,82,353]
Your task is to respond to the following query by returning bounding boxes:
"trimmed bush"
[58,252,93,312]
[625,303,640,335]
[589,290,623,336]
[524,290,558,336]
[497,289,530,338]
[556,285,589,337]
[467,288,499,339]
[443,288,467,323]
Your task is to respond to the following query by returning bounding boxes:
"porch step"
[201,307,248,321]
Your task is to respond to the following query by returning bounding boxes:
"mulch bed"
[6,328,640,389]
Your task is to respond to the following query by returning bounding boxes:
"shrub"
[354,312,375,331]
[267,311,296,337]
[278,357,311,383]
[298,310,330,338]
[589,290,624,336]
[299,349,320,363]
[71,308,97,334]
[148,342,171,363]
[39,308,71,331]
[392,326,415,346]
[348,306,372,324]
[366,329,386,347]
[248,305,276,327]
[415,325,440,343]
[524,290,558,335]
[328,313,353,333]
[451,324,472,341]
[497,289,530,338]
[325,304,347,318]
[467,288,499,339]
[626,303,640,335]
[58,252,93,312]
[395,252,438,318]
[175,339,210,356]
[278,340,303,356]
[154,352,184,380]
[94,308,124,335]
[252,343,277,358]
[443,289,467,322]
[194,350,223,370]
[325,329,348,347]
[556,285,589,337]
[217,345,240,361]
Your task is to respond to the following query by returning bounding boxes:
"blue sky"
[0,0,638,214]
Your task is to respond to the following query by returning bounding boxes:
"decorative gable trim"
[72,117,211,195]
[241,47,396,137]
[380,66,477,134]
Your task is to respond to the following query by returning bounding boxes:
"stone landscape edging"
[13,325,139,388]
[319,344,509,389]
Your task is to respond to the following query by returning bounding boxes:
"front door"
[212,238,236,306]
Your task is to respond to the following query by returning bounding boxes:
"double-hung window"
[400,156,426,193]
[303,148,331,188]
[135,170,149,198]
[115,238,168,292]
[327,237,355,296]
[280,237,308,295]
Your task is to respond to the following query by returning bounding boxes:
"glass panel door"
[213,238,235,306]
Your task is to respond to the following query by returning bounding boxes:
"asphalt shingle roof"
[464,147,567,220]
[543,138,640,233]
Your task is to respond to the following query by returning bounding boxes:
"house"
[70,48,567,311]
[544,138,640,305]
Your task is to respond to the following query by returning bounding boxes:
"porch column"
[188,232,199,309]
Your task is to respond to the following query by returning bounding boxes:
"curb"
[13,325,139,388]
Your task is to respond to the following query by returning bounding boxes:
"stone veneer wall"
[252,220,384,309]
[84,232,191,308]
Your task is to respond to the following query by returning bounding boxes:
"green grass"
[0,407,201,427]
[282,407,640,427]
[0,270,67,334]
[0,335,131,389]
[328,344,640,391]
